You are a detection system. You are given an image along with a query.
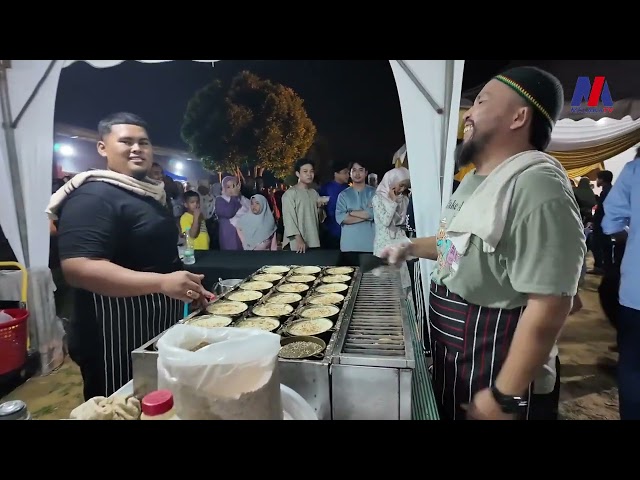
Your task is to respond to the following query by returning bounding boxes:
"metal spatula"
[359,254,390,274]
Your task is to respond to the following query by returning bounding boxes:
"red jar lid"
[141,390,174,416]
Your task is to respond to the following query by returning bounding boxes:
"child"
[180,190,210,250]
[237,194,278,251]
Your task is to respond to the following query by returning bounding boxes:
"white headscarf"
[237,194,277,250]
[376,167,411,223]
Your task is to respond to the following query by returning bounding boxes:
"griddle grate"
[342,270,405,356]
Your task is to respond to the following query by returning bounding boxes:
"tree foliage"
[181,71,317,178]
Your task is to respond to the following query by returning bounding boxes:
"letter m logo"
[571,76,614,107]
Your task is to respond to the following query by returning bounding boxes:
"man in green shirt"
[381,66,585,420]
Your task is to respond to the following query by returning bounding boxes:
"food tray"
[181,265,357,361]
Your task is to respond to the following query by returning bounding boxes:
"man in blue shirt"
[335,161,376,266]
[602,149,639,420]
[319,160,350,249]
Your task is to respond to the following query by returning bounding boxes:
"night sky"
[54,60,510,179]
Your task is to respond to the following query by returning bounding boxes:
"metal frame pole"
[0,61,30,267]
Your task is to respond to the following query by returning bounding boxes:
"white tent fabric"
[1,60,65,268]
[389,60,465,294]
[0,59,462,375]
[549,115,640,151]
[63,60,218,69]
[0,60,218,268]
[0,60,221,375]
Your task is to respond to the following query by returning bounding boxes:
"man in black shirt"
[54,112,210,400]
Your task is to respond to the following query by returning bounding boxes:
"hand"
[191,289,216,310]
[193,208,202,221]
[378,239,414,265]
[388,188,397,202]
[295,235,307,254]
[464,388,516,420]
[613,230,628,244]
[160,271,206,303]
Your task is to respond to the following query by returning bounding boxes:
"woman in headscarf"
[372,166,411,257]
[237,194,278,251]
[215,176,250,250]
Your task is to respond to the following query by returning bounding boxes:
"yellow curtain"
[454,163,475,181]
[564,163,605,179]
[457,108,468,140]
[548,128,640,170]
[453,160,605,182]
[454,108,471,181]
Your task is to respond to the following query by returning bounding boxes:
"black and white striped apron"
[428,281,532,420]
[91,292,183,397]
[408,259,429,353]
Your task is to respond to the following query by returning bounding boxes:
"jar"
[0,400,32,420]
[140,390,179,420]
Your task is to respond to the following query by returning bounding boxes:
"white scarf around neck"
[46,169,166,220]
[446,150,571,256]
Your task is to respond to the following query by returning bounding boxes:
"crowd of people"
[139,155,416,272]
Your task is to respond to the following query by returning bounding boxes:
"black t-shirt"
[57,182,183,397]
[57,182,181,272]
[593,184,611,227]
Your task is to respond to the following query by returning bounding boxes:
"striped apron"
[69,291,183,399]
[92,292,183,397]
[428,281,532,420]
[408,259,429,353]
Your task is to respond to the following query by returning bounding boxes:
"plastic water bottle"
[183,228,196,265]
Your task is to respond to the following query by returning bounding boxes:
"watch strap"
[491,385,528,414]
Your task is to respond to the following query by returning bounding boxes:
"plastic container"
[0,308,29,375]
[280,384,317,420]
[141,390,179,420]
[182,229,195,265]
[0,400,31,420]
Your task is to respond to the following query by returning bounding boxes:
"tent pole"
[396,60,444,114]
[0,62,30,268]
[11,60,57,129]
[439,60,455,196]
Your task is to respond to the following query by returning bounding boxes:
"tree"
[306,133,333,184]
[181,70,317,178]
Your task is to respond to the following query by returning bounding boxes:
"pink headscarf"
[221,175,238,202]
[220,175,251,226]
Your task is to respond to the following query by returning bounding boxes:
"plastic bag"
[0,310,13,325]
[156,325,283,420]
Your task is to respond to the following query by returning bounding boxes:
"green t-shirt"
[431,168,586,310]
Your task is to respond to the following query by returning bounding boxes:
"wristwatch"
[490,385,528,414]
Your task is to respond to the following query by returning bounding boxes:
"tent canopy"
[0,59,462,273]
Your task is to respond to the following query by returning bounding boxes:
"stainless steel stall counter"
[129,265,427,420]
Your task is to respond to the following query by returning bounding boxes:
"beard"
[456,131,491,168]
